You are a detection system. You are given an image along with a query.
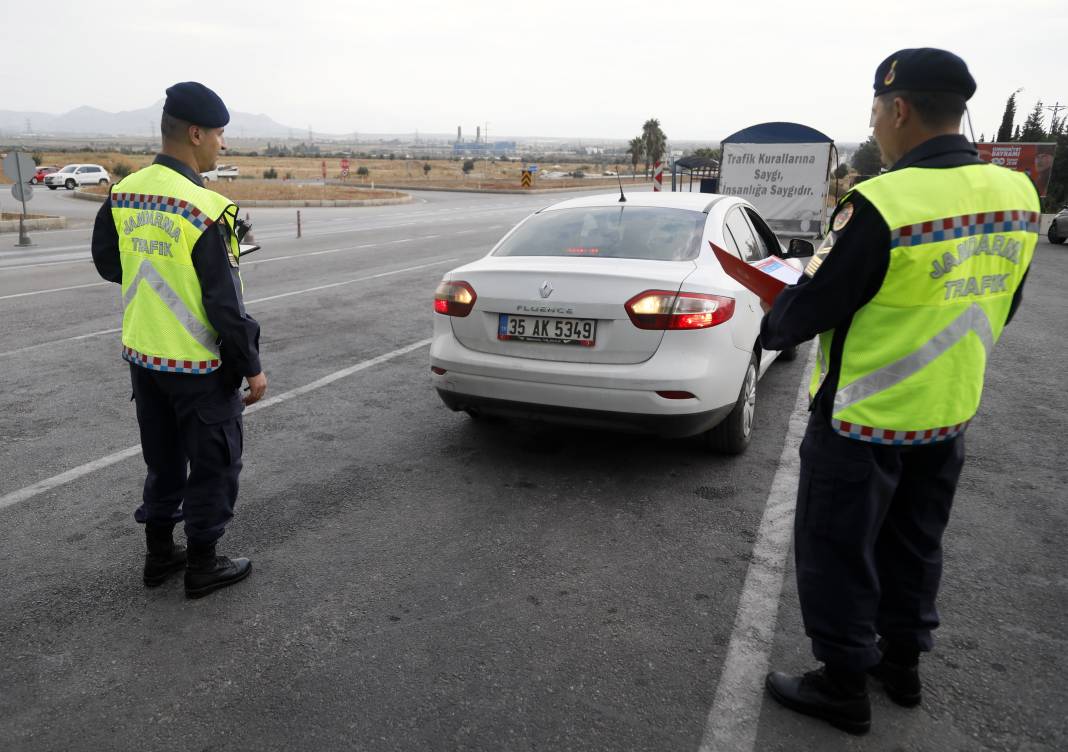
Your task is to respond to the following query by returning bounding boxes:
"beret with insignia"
[873,48,975,101]
[164,82,230,128]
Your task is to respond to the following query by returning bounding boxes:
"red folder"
[710,241,792,307]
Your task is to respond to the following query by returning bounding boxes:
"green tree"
[1043,133,1068,212]
[851,135,883,175]
[833,163,849,179]
[423,162,432,178]
[1020,100,1047,141]
[692,147,721,161]
[356,166,369,177]
[111,161,133,179]
[641,118,667,176]
[462,159,475,175]
[996,90,1019,142]
[627,136,644,177]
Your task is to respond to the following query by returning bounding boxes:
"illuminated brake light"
[434,280,477,317]
[625,290,735,330]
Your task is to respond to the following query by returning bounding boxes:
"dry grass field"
[1,151,637,190]
[81,181,404,202]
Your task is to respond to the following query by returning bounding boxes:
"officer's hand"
[244,372,267,405]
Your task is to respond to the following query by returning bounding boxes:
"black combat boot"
[143,523,186,587]
[868,638,922,707]
[184,541,252,599]
[765,665,871,735]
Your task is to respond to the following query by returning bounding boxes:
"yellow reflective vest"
[812,163,1039,444]
[111,163,241,373]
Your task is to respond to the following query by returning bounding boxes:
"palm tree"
[641,118,667,176]
[627,137,644,179]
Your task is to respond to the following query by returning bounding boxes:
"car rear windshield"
[492,206,705,261]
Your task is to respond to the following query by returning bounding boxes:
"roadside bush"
[572,170,586,179]
[462,159,475,174]
[263,167,278,179]
[284,171,294,180]
[356,166,369,177]
[31,152,44,166]
[111,161,133,179]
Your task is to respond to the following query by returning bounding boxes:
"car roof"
[540,191,741,217]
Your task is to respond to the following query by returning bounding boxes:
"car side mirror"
[782,238,815,259]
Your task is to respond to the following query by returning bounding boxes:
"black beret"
[163,81,230,128]
[873,48,976,100]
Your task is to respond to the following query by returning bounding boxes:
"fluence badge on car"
[539,280,553,299]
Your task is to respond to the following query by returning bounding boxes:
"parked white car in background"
[44,164,111,190]
[430,192,811,453]
[200,164,239,182]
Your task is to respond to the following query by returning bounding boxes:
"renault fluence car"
[429,192,809,453]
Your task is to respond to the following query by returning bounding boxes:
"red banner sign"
[977,142,1057,197]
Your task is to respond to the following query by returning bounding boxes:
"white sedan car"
[430,192,811,453]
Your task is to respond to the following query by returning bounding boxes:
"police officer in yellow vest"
[760,50,1039,734]
[91,82,267,598]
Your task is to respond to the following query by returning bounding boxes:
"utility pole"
[1045,101,1066,128]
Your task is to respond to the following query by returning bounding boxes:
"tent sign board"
[718,122,834,236]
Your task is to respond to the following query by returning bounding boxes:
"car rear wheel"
[707,353,757,454]
[1050,222,1066,245]
[65,179,76,190]
[98,179,108,186]
[47,185,57,190]
[30,177,38,185]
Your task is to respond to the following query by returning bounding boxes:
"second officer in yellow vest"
[759,49,1039,734]
[91,82,267,598]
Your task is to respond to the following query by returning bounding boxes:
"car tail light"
[625,290,735,330]
[656,390,696,399]
[434,280,477,317]
[430,366,447,375]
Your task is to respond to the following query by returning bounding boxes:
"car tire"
[98,179,108,186]
[707,353,758,455]
[65,179,76,190]
[776,344,799,362]
[1049,222,1066,245]
[464,408,505,425]
[47,185,57,190]
[30,177,38,185]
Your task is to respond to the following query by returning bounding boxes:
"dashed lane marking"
[698,344,815,752]
[0,338,432,512]
[0,258,458,358]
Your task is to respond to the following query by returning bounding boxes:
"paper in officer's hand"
[709,241,793,307]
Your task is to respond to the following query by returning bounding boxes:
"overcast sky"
[3,0,1065,143]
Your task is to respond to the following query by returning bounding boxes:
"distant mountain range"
[0,101,299,138]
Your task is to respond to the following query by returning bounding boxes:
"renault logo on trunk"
[539,281,553,298]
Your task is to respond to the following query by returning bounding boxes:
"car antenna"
[616,171,627,203]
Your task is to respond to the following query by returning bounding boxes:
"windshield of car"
[492,207,705,261]
[59,166,77,173]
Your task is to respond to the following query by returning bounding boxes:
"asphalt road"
[1,188,1065,752]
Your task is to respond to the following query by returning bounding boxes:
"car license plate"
[498,314,596,346]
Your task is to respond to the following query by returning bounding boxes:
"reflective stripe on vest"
[122,261,219,352]
[812,162,1038,443]
[833,303,994,413]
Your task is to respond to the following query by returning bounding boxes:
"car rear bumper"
[436,388,734,438]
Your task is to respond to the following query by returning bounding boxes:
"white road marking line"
[1,257,93,272]
[0,281,108,301]
[698,345,815,752]
[0,338,431,512]
[246,258,458,304]
[0,258,459,358]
